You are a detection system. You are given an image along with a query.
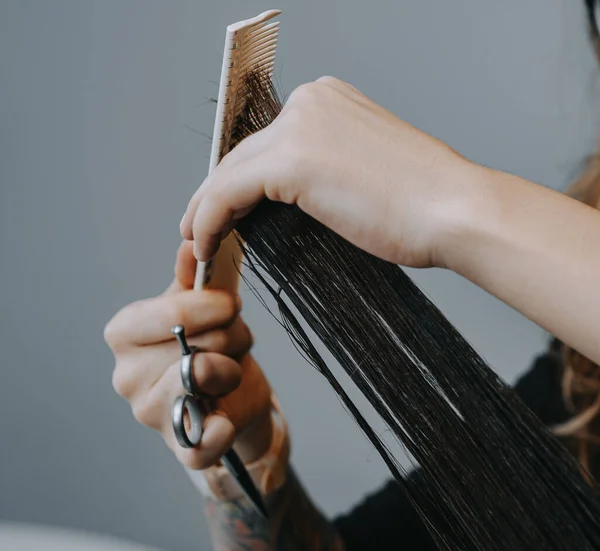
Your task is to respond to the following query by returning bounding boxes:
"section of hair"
[554,0,600,472]
[228,69,600,550]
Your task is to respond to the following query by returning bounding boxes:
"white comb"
[194,9,282,292]
[184,10,282,501]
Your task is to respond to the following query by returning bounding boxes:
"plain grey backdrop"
[1,1,599,549]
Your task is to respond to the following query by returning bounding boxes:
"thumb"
[164,240,197,294]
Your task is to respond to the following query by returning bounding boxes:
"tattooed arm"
[204,467,344,551]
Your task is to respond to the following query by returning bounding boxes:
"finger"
[125,360,179,429]
[126,350,242,430]
[113,319,251,397]
[164,241,197,294]
[189,352,243,397]
[170,412,236,470]
[180,131,268,242]
[190,316,253,358]
[104,290,240,349]
[192,198,235,262]
[190,153,289,261]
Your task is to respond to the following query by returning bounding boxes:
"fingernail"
[179,213,187,232]
[193,243,201,261]
[235,295,242,311]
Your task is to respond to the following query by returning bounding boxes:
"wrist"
[432,162,503,273]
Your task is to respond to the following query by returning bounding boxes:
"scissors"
[170,324,268,519]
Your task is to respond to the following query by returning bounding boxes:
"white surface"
[0,523,164,551]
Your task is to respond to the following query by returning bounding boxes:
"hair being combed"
[226,69,600,550]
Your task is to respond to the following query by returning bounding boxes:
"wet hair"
[225,69,600,550]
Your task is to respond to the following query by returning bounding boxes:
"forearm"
[443,166,600,364]
[203,465,344,551]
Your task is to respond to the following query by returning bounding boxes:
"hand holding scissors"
[171,324,269,519]
[105,241,273,520]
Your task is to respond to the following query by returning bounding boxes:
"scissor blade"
[221,449,269,520]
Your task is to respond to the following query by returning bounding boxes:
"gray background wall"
[1,1,598,550]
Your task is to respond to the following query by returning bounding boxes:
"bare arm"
[443,168,600,365]
[203,466,344,551]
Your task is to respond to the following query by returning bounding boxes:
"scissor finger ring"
[171,324,205,449]
[172,394,204,448]
[180,346,200,396]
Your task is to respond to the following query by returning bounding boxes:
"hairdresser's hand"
[180,76,487,269]
[104,241,273,469]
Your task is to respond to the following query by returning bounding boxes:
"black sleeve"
[333,350,568,551]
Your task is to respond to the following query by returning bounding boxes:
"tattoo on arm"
[204,467,344,551]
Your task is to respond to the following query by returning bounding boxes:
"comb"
[194,9,282,292]
[184,9,282,514]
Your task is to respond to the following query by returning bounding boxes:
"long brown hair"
[548,0,600,479]
[552,152,600,476]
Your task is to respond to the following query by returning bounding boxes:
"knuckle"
[288,81,321,105]
[202,179,228,208]
[315,75,339,86]
[103,308,129,348]
[163,300,186,328]
[230,322,253,356]
[217,293,238,323]
[269,144,307,203]
[239,322,254,352]
[111,363,136,399]
[103,300,143,348]
[103,318,118,348]
[246,325,254,350]
[131,397,156,427]
[208,330,229,353]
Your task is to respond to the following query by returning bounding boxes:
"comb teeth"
[240,51,276,74]
[232,20,279,118]
[240,29,279,65]
[242,33,279,57]
[245,21,280,41]
[208,10,280,176]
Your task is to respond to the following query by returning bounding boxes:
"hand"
[180,76,486,269]
[104,241,273,469]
